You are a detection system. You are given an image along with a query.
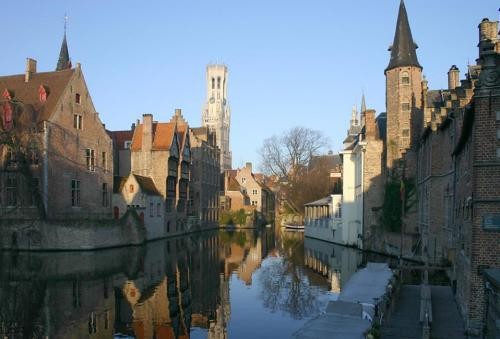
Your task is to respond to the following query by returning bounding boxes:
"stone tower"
[202,64,232,171]
[385,0,423,174]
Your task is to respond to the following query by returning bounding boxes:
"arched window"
[211,78,215,89]
[217,77,221,89]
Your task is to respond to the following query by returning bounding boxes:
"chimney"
[142,114,153,151]
[478,18,499,59]
[245,162,252,172]
[364,109,377,140]
[448,65,460,90]
[25,58,37,82]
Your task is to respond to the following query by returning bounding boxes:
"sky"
[2,1,499,170]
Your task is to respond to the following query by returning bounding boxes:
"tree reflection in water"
[258,231,324,319]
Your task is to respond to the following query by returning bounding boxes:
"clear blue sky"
[2,1,499,169]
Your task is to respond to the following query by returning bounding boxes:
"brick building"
[130,110,191,235]
[412,16,500,335]
[0,34,113,220]
[189,126,221,225]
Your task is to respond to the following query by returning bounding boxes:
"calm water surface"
[0,227,374,339]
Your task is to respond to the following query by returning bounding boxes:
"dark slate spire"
[56,16,71,71]
[386,0,421,72]
[56,33,70,71]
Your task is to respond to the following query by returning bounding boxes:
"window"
[6,174,17,206]
[252,189,258,195]
[28,178,39,206]
[6,149,17,168]
[217,77,221,89]
[85,149,95,171]
[150,201,154,217]
[251,200,257,206]
[102,152,107,170]
[241,177,246,184]
[75,93,81,104]
[124,141,132,149]
[157,202,161,217]
[211,78,215,89]
[496,111,500,121]
[129,184,134,193]
[102,183,108,207]
[401,72,410,85]
[71,180,81,207]
[74,114,82,129]
[402,102,410,111]
[497,129,500,140]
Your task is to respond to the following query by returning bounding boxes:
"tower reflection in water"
[1,228,360,339]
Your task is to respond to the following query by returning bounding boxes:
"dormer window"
[38,85,49,103]
[75,93,81,104]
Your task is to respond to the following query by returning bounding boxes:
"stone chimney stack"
[364,109,377,140]
[448,65,460,90]
[25,58,37,82]
[245,162,252,172]
[478,18,499,59]
[142,114,153,151]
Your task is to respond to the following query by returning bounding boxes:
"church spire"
[56,15,71,71]
[360,93,366,113]
[360,93,367,127]
[386,0,421,72]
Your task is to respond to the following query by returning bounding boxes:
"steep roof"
[386,0,421,72]
[130,122,176,151]
[113,176,127,194]
[0,68,75,123]
[107,130,134,150]
[227,175,241,191]
[133,174,161,196]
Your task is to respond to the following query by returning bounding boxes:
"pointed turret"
[360,93,367,126]
[360,93,366,113]
[386,0,421,72]
[56,33,71,71]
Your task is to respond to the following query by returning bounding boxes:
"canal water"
[0,227,391,339]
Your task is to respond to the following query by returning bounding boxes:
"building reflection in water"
[303,237,362,293]
[0,227,349,339]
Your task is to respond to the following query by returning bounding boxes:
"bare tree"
[259,127,329,181]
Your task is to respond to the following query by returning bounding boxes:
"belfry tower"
[202,64,232,171]
[385,0,423,173]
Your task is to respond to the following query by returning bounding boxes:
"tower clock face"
[209,97,215,104]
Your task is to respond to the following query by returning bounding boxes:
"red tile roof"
[0,69,74,123]
[130,122,176,151]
